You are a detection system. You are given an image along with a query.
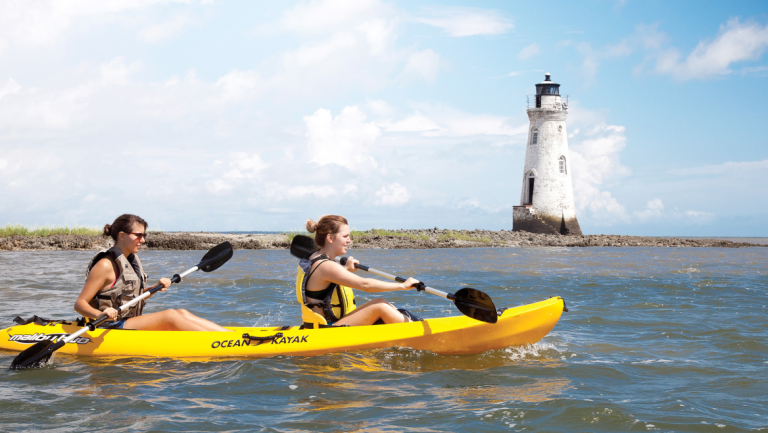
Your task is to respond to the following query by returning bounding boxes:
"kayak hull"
[0,297,565,359]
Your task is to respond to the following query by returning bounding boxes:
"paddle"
[10,241,234,370]
[290,235,498,323]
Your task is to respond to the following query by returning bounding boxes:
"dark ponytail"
[103,214,148,241]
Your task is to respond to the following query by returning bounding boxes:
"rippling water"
[1,247,766,432]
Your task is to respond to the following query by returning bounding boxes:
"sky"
[0,0,767,236]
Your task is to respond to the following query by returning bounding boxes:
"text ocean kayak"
[0,297,565,359]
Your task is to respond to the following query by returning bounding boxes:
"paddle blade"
[198,241,233,272]
[10,340,64,370]
[453,288,498,324]
[290,235,316,259]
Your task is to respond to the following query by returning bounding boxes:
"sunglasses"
[124,232,148,240]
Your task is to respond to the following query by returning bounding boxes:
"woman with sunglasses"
[298,215,421,327]
[74,214,231,332]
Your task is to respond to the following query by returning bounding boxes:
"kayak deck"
[0,297,565,359]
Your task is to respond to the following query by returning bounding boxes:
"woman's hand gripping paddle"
[10,241,234,370]
[290,235,498,324]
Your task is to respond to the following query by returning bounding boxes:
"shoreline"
[1,230,766,251]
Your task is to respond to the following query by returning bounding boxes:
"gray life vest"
[85,247,148,320]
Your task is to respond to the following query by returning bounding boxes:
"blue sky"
[1,0,767,236]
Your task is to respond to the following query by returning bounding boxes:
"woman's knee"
[161,309,184,322]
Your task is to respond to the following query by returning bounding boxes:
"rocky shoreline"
[0,230,765,251]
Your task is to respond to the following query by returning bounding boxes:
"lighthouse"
[512,73,582,235]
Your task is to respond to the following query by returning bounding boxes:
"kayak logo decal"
[210,335,309,349]
[8,333,91,345]
[211,339,251,349]
[271,335,308,345]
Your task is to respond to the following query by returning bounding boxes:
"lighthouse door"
[527,178,535,204]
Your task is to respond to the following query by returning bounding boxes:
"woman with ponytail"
[74,214,231,332]
[298,215,420,327]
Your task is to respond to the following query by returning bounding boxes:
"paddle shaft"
[61,265,200,343]
[337,257,457,301]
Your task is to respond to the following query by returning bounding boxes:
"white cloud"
[634,198,664,220]
[518,43,540,60]
[281,185,337,200]
[569,119,631,224]
[0,77,21,99]
[280,0,385,34]
[207,178,233,193]
[375,183,409,206]
[380,106,526,138]
[653,18,768,80]
[412,7,513,37]
[356,19,398,55]
[0,0,183,56]
[366,99,394,117]
[99,57,143,86]
[214,69,260,102]
[384,112,441,133]
[674,210,716,225]
[139,12,196,43]
[402,49,442,82]
[224,152,268,180]
[81,193,99,203]
[283,32,359,67]
[304,106,381,171]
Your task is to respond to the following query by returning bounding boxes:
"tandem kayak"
[0,297,566,359]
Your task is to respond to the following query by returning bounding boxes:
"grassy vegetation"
[438,230,492,243]
[0,224,101,238]
[351,229,430,241]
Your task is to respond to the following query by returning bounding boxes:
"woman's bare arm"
[312,260,418,293]
[74,259,116,319]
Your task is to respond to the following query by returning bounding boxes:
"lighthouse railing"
[526,95,568,110]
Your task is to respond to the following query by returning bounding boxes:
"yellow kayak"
[0,297,565,359]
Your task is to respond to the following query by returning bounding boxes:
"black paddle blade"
[452,288,498,324]
[10,340,64,370]
[290,235,316,259]
[198,241,233,272]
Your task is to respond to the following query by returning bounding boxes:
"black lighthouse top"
[535,73,560,96]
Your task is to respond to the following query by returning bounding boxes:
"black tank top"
[304,256,340,301]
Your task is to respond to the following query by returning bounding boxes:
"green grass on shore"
[352,229,430,241]
[438,230,492,243]
[0,224,101,238]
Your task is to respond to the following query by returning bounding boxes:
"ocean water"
[0,247,766,432]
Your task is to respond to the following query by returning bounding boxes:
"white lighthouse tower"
[512,73,582,235]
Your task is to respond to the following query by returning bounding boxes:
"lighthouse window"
[531,128,538,145]
[559,156,567,174]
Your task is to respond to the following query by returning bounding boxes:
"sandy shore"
[0,229,765,251]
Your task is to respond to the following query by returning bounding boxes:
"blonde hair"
[305,215,349,247]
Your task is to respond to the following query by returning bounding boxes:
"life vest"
[296,255,356,329]
[85,247,148,321]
